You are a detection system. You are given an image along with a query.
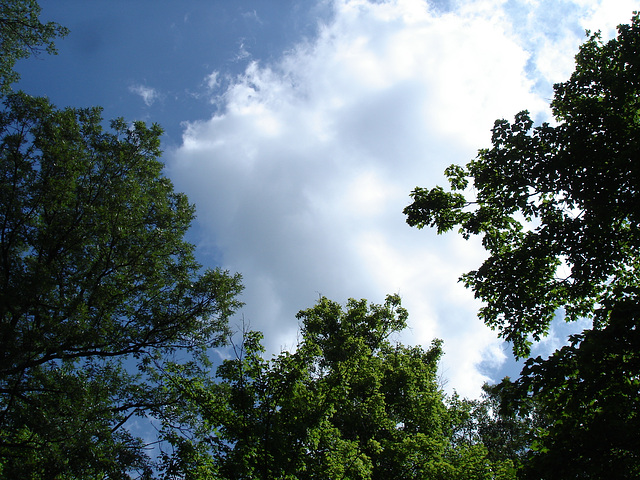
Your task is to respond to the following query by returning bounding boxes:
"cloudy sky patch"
[18,0,637,397]
[168,0,581,395]
[129,84,160,106]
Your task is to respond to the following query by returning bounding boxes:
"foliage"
[0,0,68,93]
[448,383,535,470]
[496,298,640,479]
[0,92,243,478]
[404,13,640,358]
[158,295,517,480]
[405,12,640,478]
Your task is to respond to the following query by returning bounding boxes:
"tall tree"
[157,295,517,480]
[404,13,640,358]
[0,92,243,479]
[447,383,535,471]
[497,299,640,479]
[0,0,68,93]
[404,13,640,478]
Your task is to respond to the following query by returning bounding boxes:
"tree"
[447,383,534,471]
[157,295,517,480]
[495,299,640,479]
[0,92,243,479]
[404,12,640,478]
[404,13,640,358]
[0,0,68,93]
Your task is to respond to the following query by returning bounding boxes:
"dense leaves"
[0,93,243,478]
[6,1,639,478]
[0,4,245,476]
[495,298,640,479]
[158,295,518,480]
[405,13,640,357]
[405,12,640,479]
[0,0,68,93]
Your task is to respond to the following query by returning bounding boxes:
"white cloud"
[578,0,638,37]
[129,84,159,106]
[168,0,631,397]
[233,41,252,62]
[205,71,220,90]
[242,9,263,24]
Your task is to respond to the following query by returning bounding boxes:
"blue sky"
[16,0,635,397]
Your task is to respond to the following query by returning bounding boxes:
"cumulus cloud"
[168,0,633,396]
[129,84,159,106]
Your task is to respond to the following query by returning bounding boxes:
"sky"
[16,0,635,397]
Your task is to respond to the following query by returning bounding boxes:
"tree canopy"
[405,13,640,358]
[0,92,243,478]
[0,0,68,93]
[497,299,640,479]
[405,12,640,479]
[4,0,638,478]
[156,295,519,480]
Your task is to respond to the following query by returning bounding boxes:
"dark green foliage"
[405,12,640,479]
[405,13,640,358]
[0,92,243,478]
[496,298,640,479]
[158,295,517,480]
[0,0,68,93]
[449,383,535,470]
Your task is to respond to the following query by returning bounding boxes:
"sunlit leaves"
[404,186,470,234]
[157,296,518,479]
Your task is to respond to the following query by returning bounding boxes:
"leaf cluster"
[406,11,640,479]
[405,13,640,357]
[0,0,68,93]
[494,297,640,479]
[0,92,243,477]
[156,295,519,480]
